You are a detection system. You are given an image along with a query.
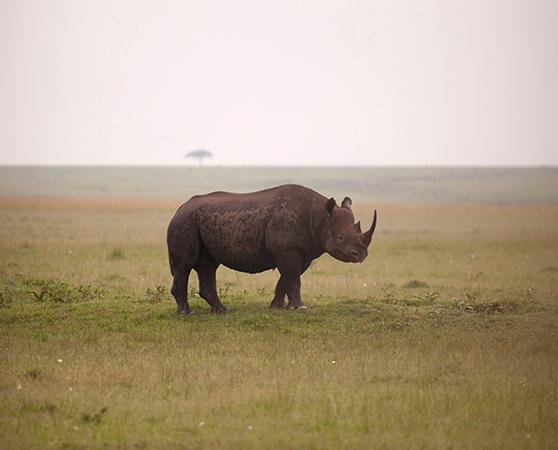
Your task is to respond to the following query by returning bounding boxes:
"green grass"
[1,182,558,448]
[1,282,556,449]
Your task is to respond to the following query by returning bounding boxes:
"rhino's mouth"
[339,248,367,263]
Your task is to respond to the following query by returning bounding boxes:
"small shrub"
[0,287,14,308]
[403,291,440,306]
[27,278,104,304]
[81,406,108,425]
[403,280,429,288]
[540,266,558,273]
[452,296,518,314]
[107,247,125,260]
[145,285,169,303]
[74,285,105,302]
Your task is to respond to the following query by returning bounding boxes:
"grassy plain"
[1,167,558,449]
[1,165,557,203]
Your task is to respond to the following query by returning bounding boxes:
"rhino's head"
[322,197,377,263]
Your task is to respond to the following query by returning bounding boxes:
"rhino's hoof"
[212,305,228,314]
[176,309,193,316]
[287,305,307,310]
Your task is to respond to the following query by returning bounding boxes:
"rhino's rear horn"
[360,210,377,247]
[341,197,352,211]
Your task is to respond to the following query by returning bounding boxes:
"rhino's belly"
[201,239,275,273]
[219,256,275,274]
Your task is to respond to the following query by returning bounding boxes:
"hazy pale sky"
[1,0,557,166]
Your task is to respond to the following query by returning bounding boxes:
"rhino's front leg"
[275,251,306,310]
[270,276,287,308]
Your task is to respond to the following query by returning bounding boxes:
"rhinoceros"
[167,184,377,314]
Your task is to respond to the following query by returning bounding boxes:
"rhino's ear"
[341,197,352,211]
[325,197,336,214]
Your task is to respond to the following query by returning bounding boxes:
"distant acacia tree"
[184,149,213,165]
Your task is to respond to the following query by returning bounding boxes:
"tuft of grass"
[21,400,57,414]
[403,279,430,288]
[540,266,558,273]
[0,287,14,308]
[81,407,108,425]
[24,368,42,380]
[26,278,104,303]
[107,247,125,260]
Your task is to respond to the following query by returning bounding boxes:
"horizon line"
[0,163,557,169]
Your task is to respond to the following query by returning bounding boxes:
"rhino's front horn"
[360,210,377,247]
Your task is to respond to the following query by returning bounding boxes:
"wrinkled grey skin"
[167,184,377,314]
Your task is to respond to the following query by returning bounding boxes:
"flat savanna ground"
[1,168,558,449]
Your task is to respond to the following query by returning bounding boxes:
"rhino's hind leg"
[196,263,227,313]
[171,268,193,315]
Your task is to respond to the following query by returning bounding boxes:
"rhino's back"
[189,185,321,273]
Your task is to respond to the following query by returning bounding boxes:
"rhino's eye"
[336,234,344,243]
